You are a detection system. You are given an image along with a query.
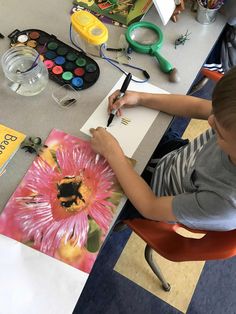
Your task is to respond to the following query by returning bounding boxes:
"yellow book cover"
[0,124,26,172]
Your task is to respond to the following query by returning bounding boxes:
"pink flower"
[0,132,116,272]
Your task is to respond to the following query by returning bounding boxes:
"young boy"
[90,67,236,231]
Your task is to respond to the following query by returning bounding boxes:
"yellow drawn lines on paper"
[121,117,131,125]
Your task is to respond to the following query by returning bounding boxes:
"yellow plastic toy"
[71,10,108,56]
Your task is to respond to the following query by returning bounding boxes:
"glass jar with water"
[1,46,48,96]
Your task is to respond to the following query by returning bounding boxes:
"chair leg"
[113,220,128,232]
[188,76,209,95]
[144,244,171,292]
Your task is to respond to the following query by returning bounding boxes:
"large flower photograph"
[0,129,123,273]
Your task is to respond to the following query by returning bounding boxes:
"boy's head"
[208,66,236,164]
[212,66,236,131]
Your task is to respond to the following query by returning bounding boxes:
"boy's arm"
[109,91,212,120]
[109,152,176,221]
[90,127,176,222]
[139,93,212,120]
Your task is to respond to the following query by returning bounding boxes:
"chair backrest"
[124,218,236,262]
[201,68,223,82]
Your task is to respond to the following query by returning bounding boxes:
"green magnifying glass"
[125,21,179,82]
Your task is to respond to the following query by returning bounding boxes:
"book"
[71,3,127,28]
[0,129,126,274]
[0,124,26,175]
[73,0,153,26]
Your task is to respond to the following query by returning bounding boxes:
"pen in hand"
[107,72,132,127]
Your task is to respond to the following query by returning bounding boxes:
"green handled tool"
[125,21,179,82]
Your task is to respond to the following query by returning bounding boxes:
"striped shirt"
[149,128,214,197]
[148,129,236,231]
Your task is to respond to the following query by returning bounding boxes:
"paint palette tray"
[8,29,100,90]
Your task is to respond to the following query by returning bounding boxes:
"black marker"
[107,73,132,127]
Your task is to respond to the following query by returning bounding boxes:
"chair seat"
[124,219,236,262]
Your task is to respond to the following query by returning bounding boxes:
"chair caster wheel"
[162,283,171,291]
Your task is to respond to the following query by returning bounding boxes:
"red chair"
[201,68,224,82]
[189,68,223,95]
[122,218,236,291]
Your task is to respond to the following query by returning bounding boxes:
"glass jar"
[1,46,48,96]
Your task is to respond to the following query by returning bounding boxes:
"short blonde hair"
[212,66,236,130]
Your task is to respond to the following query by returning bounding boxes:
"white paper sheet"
[0,234,88,314]
[152,0,176,25]
[80,75,169,157]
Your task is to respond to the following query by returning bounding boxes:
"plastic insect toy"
[20,136,47,155]
[175,30,191,49]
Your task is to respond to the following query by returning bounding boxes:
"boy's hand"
[90,127,124,160]
[108,90,141,117]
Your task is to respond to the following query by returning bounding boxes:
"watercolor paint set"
[7,29,100,90]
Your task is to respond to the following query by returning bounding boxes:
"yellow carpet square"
[114,232,205,314]
[182,119,209,141]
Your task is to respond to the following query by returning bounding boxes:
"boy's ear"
[208,114,215,128]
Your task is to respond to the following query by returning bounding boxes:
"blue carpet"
[187,256,236,314]
[73,76,236,314]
